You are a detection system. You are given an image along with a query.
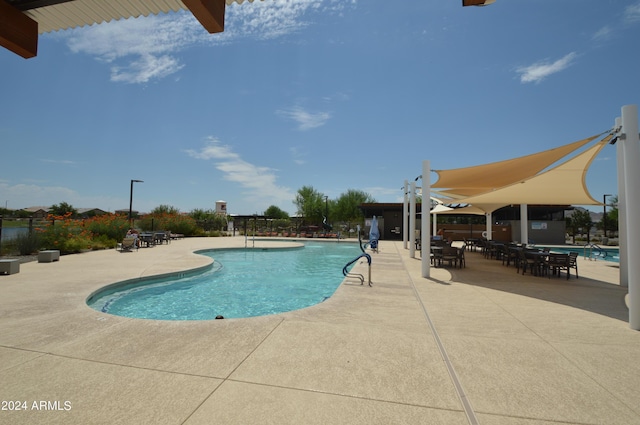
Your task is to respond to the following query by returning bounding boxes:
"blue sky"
[1,0,638,215]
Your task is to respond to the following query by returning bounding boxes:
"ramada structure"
[0,0,259,59]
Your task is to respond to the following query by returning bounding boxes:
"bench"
[0,259,20,275]
[38,250,60,263]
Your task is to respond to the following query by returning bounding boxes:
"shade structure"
[457,136,611,207]
[431,203,488,215]
[432,134,601,197]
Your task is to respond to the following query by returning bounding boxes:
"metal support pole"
[520,204,528,244]
[409,181,416,258]
[421,160,431,278]
[615,117,628,288]
[621,104,640,329]
[403,180,408,249]
[129,179,143,226]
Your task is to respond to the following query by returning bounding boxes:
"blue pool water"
[87,242,362,320]
[540,246,620,263]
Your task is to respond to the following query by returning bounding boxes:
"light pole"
[603,194,612,238]
[129,179,143,225]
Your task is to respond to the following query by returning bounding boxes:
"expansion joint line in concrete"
[179,318,286,425]
[396,244,480,425]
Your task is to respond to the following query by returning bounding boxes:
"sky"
[1,0,638,215]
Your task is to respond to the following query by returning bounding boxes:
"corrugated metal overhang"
[9,0,259,34]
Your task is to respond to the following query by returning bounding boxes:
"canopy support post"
[620,105,640,330]
[421,160,431,278]
[615,117,628,288]
[403,180,409,249]
[520,204,528,244]
[409,181,416,258]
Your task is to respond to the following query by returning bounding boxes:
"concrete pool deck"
[0,237,638,424]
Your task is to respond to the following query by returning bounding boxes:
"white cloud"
[592,25,612,41]
[289,146,307,165]
[186,137,294,204]
[516,52,578,84]
[39,158,77,165]
[625,2,640,23]
[64,13,200,84]
[277,106,331,130]
[0,182,123,211]
[61,0,356,84]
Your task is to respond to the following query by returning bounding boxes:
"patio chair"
[119,237,138,252]
[441,246,459,268]
[568,252,579,278]
[517,248,537,275]
[457,244,466,268]
[547,253,569,279]
[504,246,519,267]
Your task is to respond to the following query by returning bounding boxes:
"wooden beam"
[182,0,226,34]
[0,0,38,58]
[462,0,487,6]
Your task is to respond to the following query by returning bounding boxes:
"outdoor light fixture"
[462,0,496,6]
[129,179,144,224]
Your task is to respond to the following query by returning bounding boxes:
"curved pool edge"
[85,240,308,317]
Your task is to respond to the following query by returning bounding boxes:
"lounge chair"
[119,237,139,252]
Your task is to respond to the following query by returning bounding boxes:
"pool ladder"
[342,224,372,286]
[342,253,372,286]
[583,243,607,261]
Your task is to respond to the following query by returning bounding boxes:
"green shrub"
[139,213,198,236]
[84,215,130,241]
[12,231,42,255]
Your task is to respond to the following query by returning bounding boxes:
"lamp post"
[603,194,612,238]
[129,179,143,225]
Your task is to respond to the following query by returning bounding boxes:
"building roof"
[2,0,261,58]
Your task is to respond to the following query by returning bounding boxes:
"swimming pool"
[539,246,620,263]
[87,241,362,320]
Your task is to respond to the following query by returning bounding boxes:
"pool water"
[87,242,362,320]
[539,246,619,263]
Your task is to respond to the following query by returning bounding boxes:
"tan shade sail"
[432,134,602,196]
[457,136,611,207]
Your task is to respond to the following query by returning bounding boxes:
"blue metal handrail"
[341,224,372,286]
[583,243,607,260]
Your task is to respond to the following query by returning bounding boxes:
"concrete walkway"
[0,237,638,425]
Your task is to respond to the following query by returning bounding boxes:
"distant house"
[21,206,109,219]
[76,208,108,217]
[115,209,138,217]
[21,206,50,218]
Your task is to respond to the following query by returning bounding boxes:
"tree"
[150,205,180,215]
[189,208,228,232]
[264,205,289,220]
[293,186,325,226]
[333,189,376,223]
[602,195,619,235]
[49,202,77,217]
[567,209,593,243]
